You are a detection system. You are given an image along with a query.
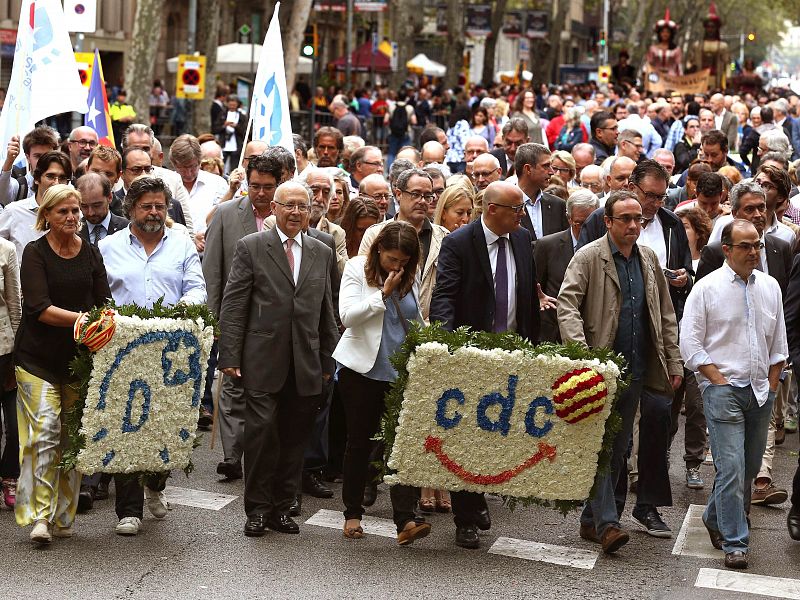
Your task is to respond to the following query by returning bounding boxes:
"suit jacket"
[719,110,738,151]
[533,229,574,342]
[519,191,569,242]
[265,214,347,274]
[203,196,258,318]
[79,213,129,243]
[490,148,511,178]
[429,218,540,342]
[783,253,800,366]
[695,235,793,296]
[577,205,693,319]
[217,227,339,396]
[112,187,187,227]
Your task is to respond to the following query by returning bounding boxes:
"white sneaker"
[52,525,74,538]
[30,519,52,543]
[115,516,142,536]
[145,487,169,519]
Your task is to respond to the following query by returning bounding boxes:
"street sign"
[598,64,611,84]
[176,55,206,100]
[238,24,252,36]
[74,51,95,88]
[390,42,398,71]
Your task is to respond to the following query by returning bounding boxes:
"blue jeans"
[703,384,774,554]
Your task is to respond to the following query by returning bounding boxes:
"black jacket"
[519,191,570,242]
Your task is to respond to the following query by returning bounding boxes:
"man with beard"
[314,126,344,168]
[66,126,98,172]
[99,176,206,537]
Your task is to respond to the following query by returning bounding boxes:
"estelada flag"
[84,48,115,147]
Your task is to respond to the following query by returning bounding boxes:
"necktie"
[92,224,106,246]
[494,237,508,332]
[285,238,295,280]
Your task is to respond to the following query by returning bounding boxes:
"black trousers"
[0,387,18,479]
[115,472,167,520]
[243,369,320,518]
[338,368,419,531]
[451,491,489,529]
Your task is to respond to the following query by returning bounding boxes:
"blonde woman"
[14,185,111,544]
[433,186,475,233]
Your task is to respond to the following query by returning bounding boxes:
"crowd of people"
[0,74,798,573]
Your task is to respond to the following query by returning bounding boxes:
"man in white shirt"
[680,219,787,570]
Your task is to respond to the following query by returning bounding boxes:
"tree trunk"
[388,0,418,89]
[125,0,165,124]
[193,0,222,135]
[443,0,465,90]
[284,0,314,94]
[481,0,508,86]
[543,0,568,83]
[627,0,653,68]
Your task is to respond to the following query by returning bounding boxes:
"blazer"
[577,205,694,320]
[264,214,347,274]
[332,255,422,373]
[695,234,793,296]
[519,191,569,242]
[79,213,129,243]
[533,228,574,342]
[217,227,339,396]
[557,235,683,394]
[490,148,511,178]
[203,195,258,318]
[782,253,800,366]
[429,218,540,342]
[719,110,738,151]
[0,237,20,356]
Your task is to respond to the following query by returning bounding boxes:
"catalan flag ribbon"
[84,48,115,147]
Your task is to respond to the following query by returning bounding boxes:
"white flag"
[0,0,88,164]
[249,2,294,155]
[64,0,97,33]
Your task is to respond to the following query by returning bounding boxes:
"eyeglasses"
[607,215,645,224]
[273,200,309,212]
[400,189,435,202]
[632,182,668,205]
[71,139,98,148]
[725,241,765,251]
[361,160,384,168]
[42,173,70,183]
[138,203,167,212]
[598,126,619,131]
[249,183,277,193]
[366,193,392,201]
[126,166,153,175]
[488,202,525,213]
[552,166,573,175]
[755,179,776,192]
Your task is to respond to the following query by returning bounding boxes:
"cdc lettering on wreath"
[386,342,620,499]
[75,315,215,474]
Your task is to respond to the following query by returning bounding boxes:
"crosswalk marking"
[488,536,598,569]
[305,508,397,538]
[672,504,723,558]
[163,486,238,511]
[695,568,800,599]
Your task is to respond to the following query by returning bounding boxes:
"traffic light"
[302,24,318,57]
[598,31,607,47]
[747,32,756,42]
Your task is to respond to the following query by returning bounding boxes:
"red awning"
[331,40,391,73]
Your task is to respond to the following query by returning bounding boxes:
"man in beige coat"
[558,189,683,554]
[358,168,448,321]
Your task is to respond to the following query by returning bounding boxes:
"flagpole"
[237,113,254,168]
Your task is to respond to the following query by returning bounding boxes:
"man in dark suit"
[75,173,128,245]
[490,118,529,179]
[783,254,800,541]
[430,181,540,550]
[218,181,339,537]
[515,143,569,242]
[534,190,600,342]
[203,154,285,481]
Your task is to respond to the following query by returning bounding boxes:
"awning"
[167,43,312,75]
[331,40,391,73]
[407,53,446,77]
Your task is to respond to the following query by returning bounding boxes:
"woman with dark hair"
[674,115,702,173]
[646,11,682,76]
[470,107,495,148]
[445,104,472,174]
[675,205,713,271]
[333,221,430,545]
[340,196,381,258]
[510,89,545,146]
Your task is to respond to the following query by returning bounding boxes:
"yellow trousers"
[15,366,80,528]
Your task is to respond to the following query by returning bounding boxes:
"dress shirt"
[86,212,112,243]
[98,225,206,308]
[710,213,796,246]
[481,216,517,332]
[609,239,650,378]
[252,205,267,232]
[637,213,668,268]
[570,230,578,252]
[275,226,302,284]
[714,110,724,131]
[523,190,543,240]
[0,196,42,261]
[185,169,228,235]
[680,262,787,406]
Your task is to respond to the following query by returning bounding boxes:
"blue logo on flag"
[259,74,283,146]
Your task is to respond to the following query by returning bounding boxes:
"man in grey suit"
[218,181,339,537]
[203,154,285,481]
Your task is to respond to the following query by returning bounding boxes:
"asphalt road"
[3,418,799,600]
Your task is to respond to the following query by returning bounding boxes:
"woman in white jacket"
[332,221,429,545]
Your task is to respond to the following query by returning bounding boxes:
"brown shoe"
[775,421,786,445]
[579,523,601,544]
[600,526,629,554]
[397,521,431,546]
[752,483,789,506]
[724,551,748,569]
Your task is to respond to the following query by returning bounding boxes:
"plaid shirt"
[664,119,685,152]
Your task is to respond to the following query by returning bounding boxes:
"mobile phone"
[663,269,677,280]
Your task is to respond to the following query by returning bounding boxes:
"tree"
[125,0,165,125]
[481,0,509,87]
[388,0,424,90]
[283,0,314,94]
[192,0,223,135]
[444,0,465,89]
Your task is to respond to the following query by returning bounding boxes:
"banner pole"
[237,113,254,168]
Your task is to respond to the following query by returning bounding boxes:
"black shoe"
[363,483,377,507]
[267,513,300,534]
[724,550,748,569]
[244,514,268,537]
[289,496,302,517]
[302,471,333,499]
[217,460,243,481]
[455,525,480,549]
[95,481,109,501]
[631,507,672,538]
[475,507,491,531]
[77,488,94,513]
[197,407,213,431]
[788,510,800,541]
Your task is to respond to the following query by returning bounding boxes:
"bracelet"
[381,290,388,303]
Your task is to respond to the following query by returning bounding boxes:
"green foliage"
[60,300,218,477]
[379,322,628,517]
